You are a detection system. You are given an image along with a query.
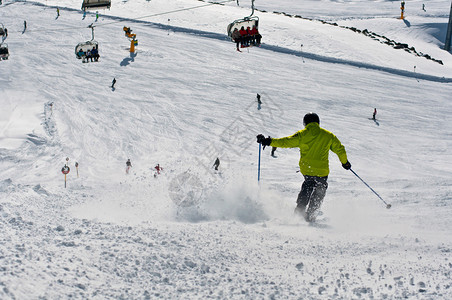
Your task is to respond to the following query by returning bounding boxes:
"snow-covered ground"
[1,0,452,298]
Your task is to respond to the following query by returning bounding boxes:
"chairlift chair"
[0,43,9,60]
[227,16,259,39]
[81,0,111,11]
[227,0,261,48]
[75,24,99,62]
[75,40,98,59]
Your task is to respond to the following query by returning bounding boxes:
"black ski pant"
[296,175,328,219]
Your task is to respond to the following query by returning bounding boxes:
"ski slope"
[1,0,452,298]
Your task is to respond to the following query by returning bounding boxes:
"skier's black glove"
[342,161,351,170]
[256,134,272,149]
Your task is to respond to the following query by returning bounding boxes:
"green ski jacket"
[270,122,348,177]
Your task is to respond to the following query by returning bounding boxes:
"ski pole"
[414,66,419,83]
[350,169,391,209]
[258,143,261,182]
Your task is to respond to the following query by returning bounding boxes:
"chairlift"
[81,0,111,11]
[227,0,260,48]
[75,24,99,62]
[0,43,9,60]
[227,16,259,39]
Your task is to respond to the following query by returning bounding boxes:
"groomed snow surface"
[1,0,452,299]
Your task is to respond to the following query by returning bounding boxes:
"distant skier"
[96,11,99,22]
[257,93,262,110]
[257,112,351,222]
[126,159,132,174]
[24,20,27,31]
[213,157,220,171]
[372,108,377,120]
[155,164,162,175]
[57,8,60,17]
[111,77,116,88]
[422,3,425,11]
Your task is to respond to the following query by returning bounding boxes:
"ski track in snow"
[1,0,452,299]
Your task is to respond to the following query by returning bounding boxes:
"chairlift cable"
[99,0,236,27]
[4,0,236,34]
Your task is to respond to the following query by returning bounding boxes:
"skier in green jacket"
[257,112,351,222]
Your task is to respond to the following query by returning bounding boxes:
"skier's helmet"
[303,112,320,126]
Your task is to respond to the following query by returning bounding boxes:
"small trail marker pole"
[75,162,79,178]
[300,44,305,63]
[414,66,419,82]
[130,39,135,53]
[62,165,70,188]
[400,1,405,19]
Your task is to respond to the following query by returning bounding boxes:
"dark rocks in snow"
[200,263,210,274]
[348,27,361,33]
[56,225,65,232]
[8,216,33,228]
[296,262,304,270]
[353,287,373,297]
[367,261,375,276]
[267,8,444,65]
[184,259,197,268]
[60,241,76,247]
[394,43,409,49]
